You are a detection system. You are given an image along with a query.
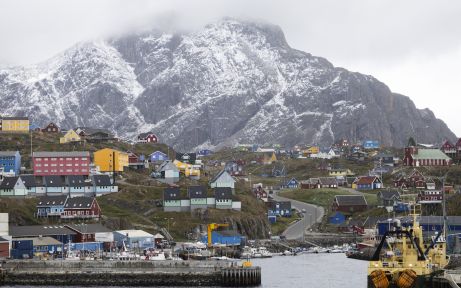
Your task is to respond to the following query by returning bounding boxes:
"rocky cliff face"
[0,18,455,149]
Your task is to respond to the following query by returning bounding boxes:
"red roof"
[356,176,378,185]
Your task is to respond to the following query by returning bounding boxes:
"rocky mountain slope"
[0,18,456,150]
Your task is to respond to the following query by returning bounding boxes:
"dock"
[0,260,261,287]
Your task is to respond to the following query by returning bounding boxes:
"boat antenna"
[442,174,447,239]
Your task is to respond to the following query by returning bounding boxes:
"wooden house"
[441,140,457,159]
[268,201,292,217]
[44,176,66,194]
[209,170,236,190]
[149,151,168,162]
[59,129,81,144]
[92,174,117,195]
[300,178,321,189]
[62,197,101,220]
[0,176,27,197]
[280,177,299,189]
[214,187,233,210]
[137,132,158,143]
[155,160,180,179]
[319,177,338,188]
[20,175,39,195]
[175,152,197,164]
[329,168,355,177]
[377,190,401,207]
[65,223,113,243]
[36,195,68,217]
[163,187,182,212]
[353,176,383,190]
[66,175,86,196]
[0,116,29,133]
[188,186,208,210]
[332,195,368,213]
[42,122,60,133]
[417,190,443,204]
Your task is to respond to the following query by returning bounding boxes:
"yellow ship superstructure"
[367,213,448,288]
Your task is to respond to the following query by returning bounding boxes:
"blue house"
[280,178,299,189]
[329,211,346,225]
[36,195,68,217]
[15,237,63,255]
[197,149,213,157]
[201,230,242,246]
[149,151,168,162]
[0,151,21,175]
[268,201,292,217]
[363,140,380,149]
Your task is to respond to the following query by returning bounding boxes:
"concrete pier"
[0,260,261,287]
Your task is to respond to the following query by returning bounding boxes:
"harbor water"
[2,254,368,288]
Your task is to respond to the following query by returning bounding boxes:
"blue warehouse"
[0,151,21,175]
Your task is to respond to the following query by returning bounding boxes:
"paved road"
[272,193,325,241]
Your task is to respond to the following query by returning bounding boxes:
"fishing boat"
[367,212,448,288]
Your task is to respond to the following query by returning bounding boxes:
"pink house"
[32,151,90,176]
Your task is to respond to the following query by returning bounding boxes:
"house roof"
[0,176,19,189]
[356,176,380,185]
[319,177,338,186]
[92,175,112,186]
[10,225,76,237]
[335,195,367,206]
[214,187,233,199]
[164,187,181,200]
[14,236,62,246]
[210,170,235,184]
[64,197,95,209]
[115,230,154,238]
[0,151,19,157]
[378,190,400,200]
[138,132,157,138]
[20,175,37,187]
[0,236,9,242]
[67,175,86,187]
[44,176,64,187]
[412,149,451,160]
[37,195,68,207]
[176,152,197,161]
[33,151,89,158]
[76,127,111,136]
[2,116,28,120]
[188,186,206,198]
[150,150,167,156]
[65,223,112,234]
[157,160,179,173]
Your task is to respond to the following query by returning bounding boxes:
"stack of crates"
[11,240,33,259]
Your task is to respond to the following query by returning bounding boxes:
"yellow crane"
[207,223,229,247]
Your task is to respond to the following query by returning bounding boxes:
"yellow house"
[329,168,355,177]
[306,146,319,154]
[93,148,129,172]
[173,160,201,177]
[0,117,29,133]
[60,129,81,144]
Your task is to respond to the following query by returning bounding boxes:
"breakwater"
[0,260,261,287]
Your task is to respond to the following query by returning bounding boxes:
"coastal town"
[1,115,461,286]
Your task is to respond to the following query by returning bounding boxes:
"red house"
[127,151,139,164]
[403,146,451,167]
[137,132,158,143]
[32,151,90,176]
[332,195,368,213]
[61,197,101,220]
[41,122,60,133]
[441,140,456,159]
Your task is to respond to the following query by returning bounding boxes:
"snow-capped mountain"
[0,18,455,150]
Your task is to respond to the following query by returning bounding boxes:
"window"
[44,164,48,167]
[51,158,57,161]
[36,158,42,161]
[82,157,87,161]
[44,158,49,161]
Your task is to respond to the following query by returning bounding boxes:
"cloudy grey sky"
[1,0,460,135]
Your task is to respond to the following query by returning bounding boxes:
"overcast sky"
[1,0,460,135]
